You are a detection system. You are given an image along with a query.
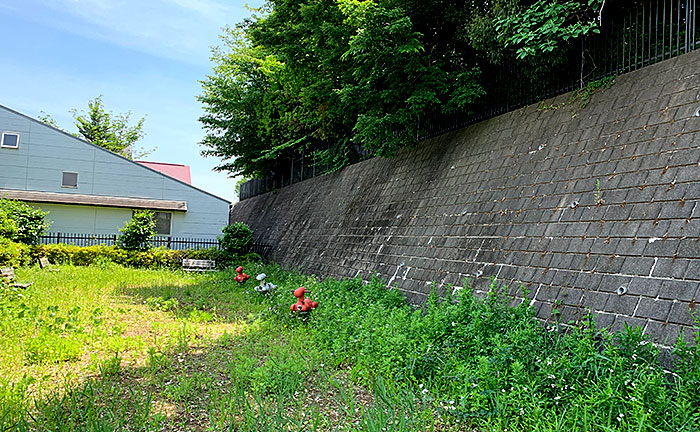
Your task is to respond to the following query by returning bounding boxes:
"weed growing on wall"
[538,76,615,117]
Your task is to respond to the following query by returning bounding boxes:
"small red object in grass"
[234,266,250,284]
[290,286,318,313]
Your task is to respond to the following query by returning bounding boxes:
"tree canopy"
[39,96,151,160]
[199,0,603,178]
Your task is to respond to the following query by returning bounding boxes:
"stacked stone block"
[231,50,700,345]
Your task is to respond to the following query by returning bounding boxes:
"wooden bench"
[39,257,60,272]
[1,267,34,289]
[181,259,216,272]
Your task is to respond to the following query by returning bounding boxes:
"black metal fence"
[240,0,700,201]
[416,0,700,141]
[37,233,274,260]
[38,233,220,250]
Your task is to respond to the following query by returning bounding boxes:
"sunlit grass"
[0,263,392,431]
[3,262,697,431]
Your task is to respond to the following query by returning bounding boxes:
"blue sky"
[0,0,262,202]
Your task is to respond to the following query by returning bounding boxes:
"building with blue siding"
[0,104,230,239]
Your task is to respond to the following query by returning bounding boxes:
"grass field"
[0,263,438,431]
[1,262,699,431]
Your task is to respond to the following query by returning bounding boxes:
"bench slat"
[182,259,216,272]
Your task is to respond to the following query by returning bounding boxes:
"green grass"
[1,262,699,431]
[0,263,434,431]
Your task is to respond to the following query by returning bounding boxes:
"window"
[62,171,78,188]
[1,132,20,149]
[132,210,171,235]
[153,212,172,235]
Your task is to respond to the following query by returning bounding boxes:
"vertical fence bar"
[677,0,681,54]
[648,0,652,64]
[655,0,660,61]
[692,0,696,48]
[694,0,697,48]
[639,2,647,66]
[635,4,640,69]
[687,0,691,52]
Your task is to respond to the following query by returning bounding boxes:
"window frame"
[61,171,79,189]
[153,211,172,236]
[132,210,172,236]
[0,131,20,149]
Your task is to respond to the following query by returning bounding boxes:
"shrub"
[0,199,51,244]
[116,210,156,251]
[0,208,18,240]
[219,222,253,255]
[31,244,239,270]
[0,239,30,267]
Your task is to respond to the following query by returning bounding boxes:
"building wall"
[35,203,133,234]
[230,50,700,344]
[0,106,229,238]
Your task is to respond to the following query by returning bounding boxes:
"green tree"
[70,96,148,158]
[199,1,354,178]
[116,210,156,251]
[0,199,51,245]
[199,0,603,178]
[219,222,253,255]
[338,0,484,155]
[39,96,152,159]
[494,0,604,60]
[37,111,61,129]
[200,0,487,176]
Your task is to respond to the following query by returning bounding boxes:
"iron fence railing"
[240,0,699,201]
[38,232,221,250]
[37,233,274,260]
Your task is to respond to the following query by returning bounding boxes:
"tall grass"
[249,264,700,432]
[1,262,699,431]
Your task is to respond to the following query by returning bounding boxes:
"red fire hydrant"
[234,266,250,284]
[289,286,318,313]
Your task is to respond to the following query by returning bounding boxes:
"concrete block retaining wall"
[231,50,700,345]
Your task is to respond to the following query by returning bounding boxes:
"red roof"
[135,161,192,184]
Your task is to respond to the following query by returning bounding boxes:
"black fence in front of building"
[239,0,700,201]
[38,233,221,250]
[38,233,275,260]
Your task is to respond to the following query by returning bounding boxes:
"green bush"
[219,222,253,255]
[0,199,51,244]
[0,239,30,267]
[0,208,18,240]
[116,210,156,251]
[30,244,242,270]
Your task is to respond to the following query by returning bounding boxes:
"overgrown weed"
[1,262,699,431]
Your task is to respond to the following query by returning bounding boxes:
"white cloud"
[30,0,251,66]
